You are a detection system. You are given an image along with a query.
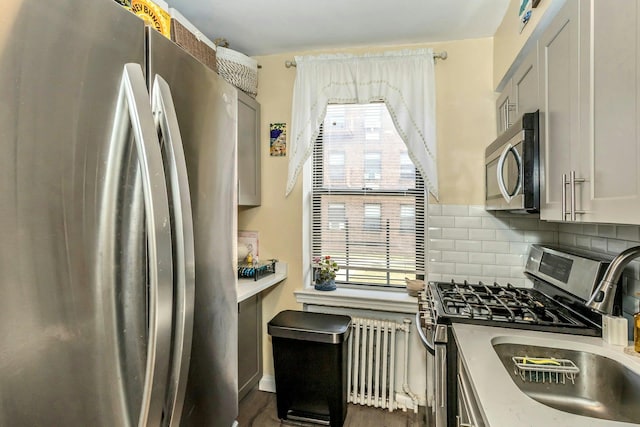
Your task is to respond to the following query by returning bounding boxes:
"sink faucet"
[587,246,640,315]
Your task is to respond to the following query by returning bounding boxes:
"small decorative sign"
[270,123,287,157]
[237,230,259,264]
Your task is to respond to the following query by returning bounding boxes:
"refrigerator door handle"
[107,63,174,427]
[151,74,196,427]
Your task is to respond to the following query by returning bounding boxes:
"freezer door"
[0,1,173,426]
[146,28,239,427]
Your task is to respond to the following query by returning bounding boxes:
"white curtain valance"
[286,48,438,198]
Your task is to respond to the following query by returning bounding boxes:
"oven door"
[485,132,524,210]
[416,317,448,427]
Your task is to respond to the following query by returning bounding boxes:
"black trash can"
[268,310,352,427]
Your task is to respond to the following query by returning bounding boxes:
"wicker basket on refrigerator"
[215,44,258,98]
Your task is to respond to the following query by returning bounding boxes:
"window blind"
[312,103,425,288]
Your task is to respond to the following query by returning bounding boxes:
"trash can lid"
[268,310,352,344]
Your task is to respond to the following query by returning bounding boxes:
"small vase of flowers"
[313,255,339,291]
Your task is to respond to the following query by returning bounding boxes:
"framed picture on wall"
[270,123,287,157]
[519,0,532,32]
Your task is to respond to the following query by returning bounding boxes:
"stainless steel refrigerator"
[0,1,238,426]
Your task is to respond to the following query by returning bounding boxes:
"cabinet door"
[583,0,640,224]
[496,80,514,134]
[238,294,262,401]
[237,90,261,206]
[539,0,582,221]
[513,47,539,119]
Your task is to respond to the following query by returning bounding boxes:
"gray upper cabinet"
[496,80,514,134]
[238,90,261,206]
[495,45,538,135]
[512,47,539,119]
[540,0,640,224]
[539,0,581,222]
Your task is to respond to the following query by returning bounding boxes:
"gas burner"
[427,280,593,331]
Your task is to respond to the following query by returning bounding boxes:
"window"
[363,203,381,231]
[312,103,425,288]
[400,152,415,180]
[328,151,345,181]
[400,204,415,233]
[363,152,381,183]
[328,203,346,230]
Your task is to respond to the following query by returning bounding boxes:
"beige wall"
[493,0,556,88]
[239,37,496,376]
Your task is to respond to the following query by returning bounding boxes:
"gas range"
[417,244,621,340]
[421,279,601,336]
[416,245,620,427]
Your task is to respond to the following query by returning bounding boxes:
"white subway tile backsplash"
[428,227,442,239]
[428,204,442,216]
[597,225,617,238]
[455,216,483,229]
[510,266,525,277]
[482,241,511,254]
[469,228,496,241]
[495,228,525,242]
[509,242,530,254]
[575,235,591,249]
[430,216,455,228]
[617,225,640,242]
[558,232,577,246]
[582,224,598,236]
[481,216,510,230]
[442,251,469,263]
[468,206,490,217]
[427,273,443,282]
[430,262,456,274]
[442,228,469,240]
[442,205,469,216]
[591,237,608,253]
[428,250,442,262]
[468,252,495,265]
[456,264,483,276]
[538,221,560,232]
[607,239,629,254]
[430,239,455,251]
[561,223,584,234]
[455,240,483,252]
[509,218,540,231]
[524,230,556,243]
[495,253,525,266]
[483,265,510,277]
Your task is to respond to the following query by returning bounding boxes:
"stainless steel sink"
[493,343,640,423]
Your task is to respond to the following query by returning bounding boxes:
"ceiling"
[162,0,511,57]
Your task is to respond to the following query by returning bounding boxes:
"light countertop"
[452,323,640,427]
[237,262,287,303]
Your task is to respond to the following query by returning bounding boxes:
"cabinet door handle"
[570,170,586,221]
[562,173,569,220]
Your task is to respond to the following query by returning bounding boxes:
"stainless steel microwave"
[485,111,539,213]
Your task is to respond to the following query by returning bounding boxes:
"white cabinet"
[539,0,582,221]
[496,47,539,134]
[540,0,640,224]
[237,90,261,206]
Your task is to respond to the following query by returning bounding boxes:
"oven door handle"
[415,312,435,355]
[496,143,522,203]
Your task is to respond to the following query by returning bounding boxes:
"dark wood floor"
[238,389,425,427]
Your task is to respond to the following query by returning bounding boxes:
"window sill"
[294,287,418,314]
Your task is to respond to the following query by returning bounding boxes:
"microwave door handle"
[497,143,513,203]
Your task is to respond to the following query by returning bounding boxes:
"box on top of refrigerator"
[115,0,171,38]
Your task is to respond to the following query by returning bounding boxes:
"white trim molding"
[294,287,418,314]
